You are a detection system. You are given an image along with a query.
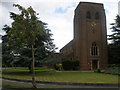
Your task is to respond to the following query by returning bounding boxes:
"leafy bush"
[109,64,120,68]
[73,60,80,70]
[54,64,59,70]
[54,64,63,71]
[105,67,120,75]
[62,60,72,70]
[94,69,101,73]
[62,60,80,70]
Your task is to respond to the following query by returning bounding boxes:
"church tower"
[60,2,108,70]
[74,2,108,70]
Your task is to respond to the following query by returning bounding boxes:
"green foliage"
[2,54,14,67]
[73,60,80,70]
[2,82,54,89]
[2,4,56,88]
[8,4,44,48]
[104,64,120,75]
[2,26,15,67]
[105,67,120,75]
[2,4,56,67]
[40,53,61,66]
[62,60,80,70]
[108,15,120,64]
[108,44,120,64]
[109,64,120,68]
[54,63,63,71]
[94,69,101,73]
[62,60,73,70]
[108,15,120,45]
[2,83,32,88]
[2,67,119,84]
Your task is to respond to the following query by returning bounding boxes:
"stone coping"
[1,77,119,87]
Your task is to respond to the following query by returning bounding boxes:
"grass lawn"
[1,83,54,90]
[2,67,119,84]
[1,83,32,89]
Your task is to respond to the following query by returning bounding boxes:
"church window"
[86,11,91,19]
[95,12,100,19]
[90,42,99,56]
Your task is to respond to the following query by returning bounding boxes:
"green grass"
[1,83,54,90]
[2,67,119,84]
[1,83,32,88]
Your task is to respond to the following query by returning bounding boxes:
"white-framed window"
[90,42,99,56]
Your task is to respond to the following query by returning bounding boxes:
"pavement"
[1,78,120,90]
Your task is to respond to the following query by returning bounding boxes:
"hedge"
[62,60,80,70]
[105,67,120,75]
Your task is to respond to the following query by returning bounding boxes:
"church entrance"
[92,60,98,70]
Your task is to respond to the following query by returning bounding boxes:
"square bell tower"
[74,2,108,70]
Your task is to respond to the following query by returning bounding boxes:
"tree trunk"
[28,64,32,73]
[31,45,37,88]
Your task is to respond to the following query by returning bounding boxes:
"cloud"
[118,1,120,16]
[0,1,78,51]
[0,2,16,35]
[104,2,118,35]
[0,0,119,52]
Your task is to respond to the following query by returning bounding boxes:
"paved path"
[1,78,120,90]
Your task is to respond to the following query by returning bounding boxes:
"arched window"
[86,11,91,19]
[90,42,99,56]
[95,12,100,19]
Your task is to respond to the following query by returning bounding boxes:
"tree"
[2,23,57,69]
[6,4,52,88]
[108,15,120,64]
[2,25,15,67]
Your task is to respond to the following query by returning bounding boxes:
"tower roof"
[75,2,104,12]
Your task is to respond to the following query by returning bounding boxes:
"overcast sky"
[0,0,119,52]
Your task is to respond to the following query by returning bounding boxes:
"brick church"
[60,2,108,70]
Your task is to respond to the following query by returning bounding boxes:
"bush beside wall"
[62,60,80,70]
[105,67,120,75]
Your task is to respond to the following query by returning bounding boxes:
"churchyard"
[2,67,119,84]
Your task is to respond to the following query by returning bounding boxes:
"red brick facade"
[60,2,108,70]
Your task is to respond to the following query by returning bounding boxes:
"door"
[92,60,98,70]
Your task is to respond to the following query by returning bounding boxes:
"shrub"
[105,67,120,75]
[54,64,63,71]
[62,60,72,70]
[54,64,59,70]
[62,60,80,70]
[94,69,101,73]
[109,64,120,68]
